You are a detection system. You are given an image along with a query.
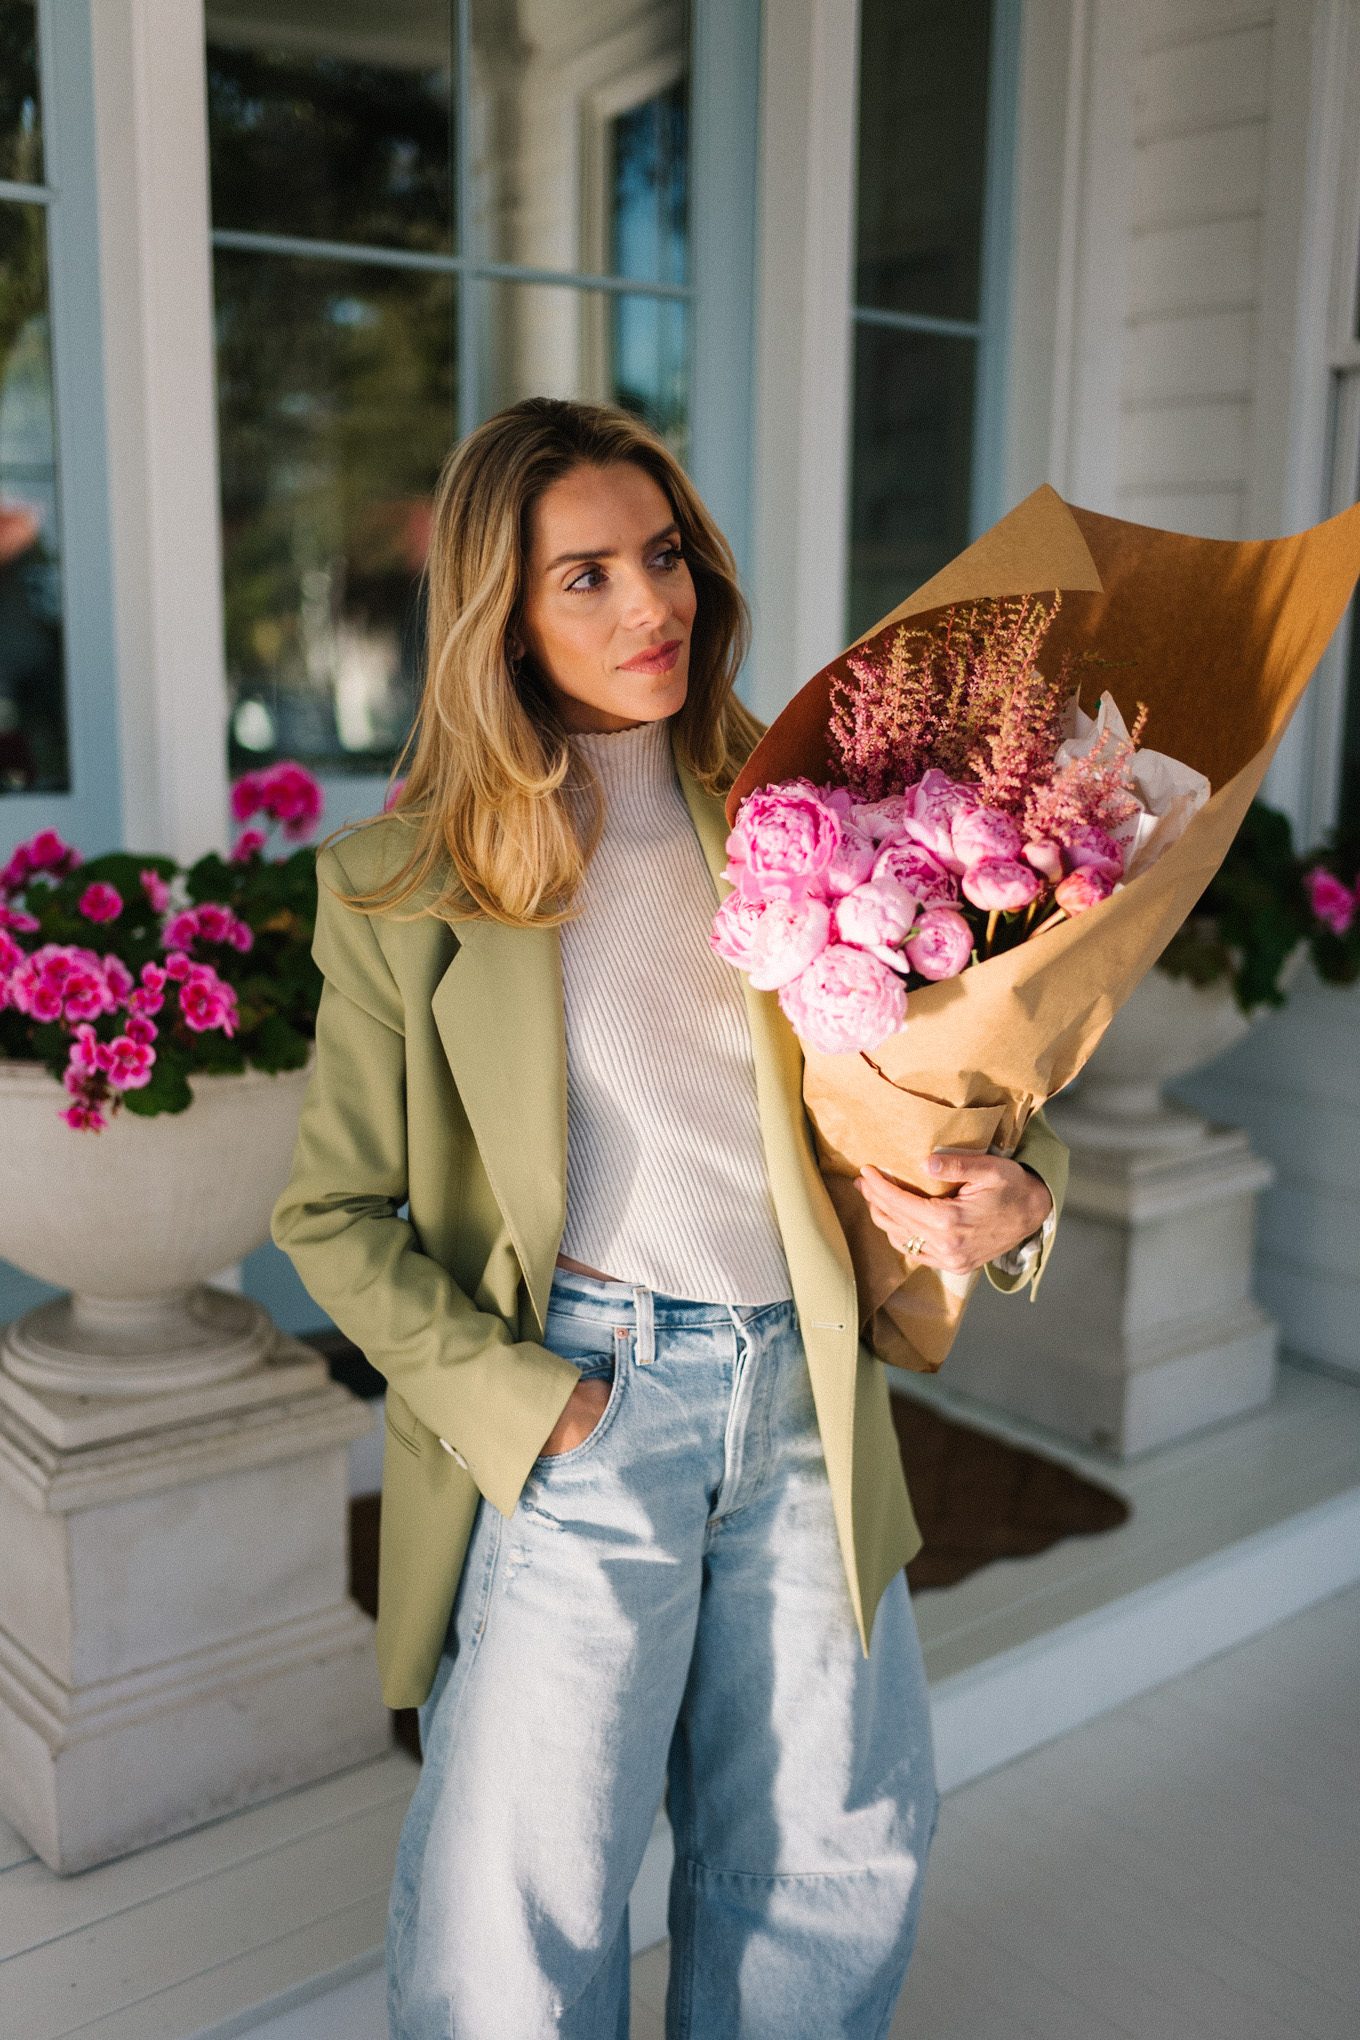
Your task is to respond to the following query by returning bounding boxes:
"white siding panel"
[1119,396,1252,488]
[1134,24,1272,141]
[1111,486,1244,537]
[1121,309,1254,401]
[1133,123,1269,231]
[1129,216,1259,320]
[1139,0,1274,52]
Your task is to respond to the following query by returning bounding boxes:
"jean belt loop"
[632,1284,655,1367]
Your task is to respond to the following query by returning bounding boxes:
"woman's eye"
[565,546,683,595]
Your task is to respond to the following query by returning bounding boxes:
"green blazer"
[271,725,1068,1710]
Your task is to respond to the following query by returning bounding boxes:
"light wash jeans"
[386,1264,940,2039]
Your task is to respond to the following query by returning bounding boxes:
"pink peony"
[710,892,767,969]
[904,906,974,981]
[1054,867,1115,915]
[78,881,123,923]
[1062,824,1124,881]
[1306,866,1356,937]
[140,868,171,913]
[777,942,908,1054]
[824,821,878,896]
[870,839,958,909]
[852,794,915,843]
[961,858,1042,912]
[724,786,842,904]
[830,877,917,968]
[951,805,1023,869]
[1022,837,1064,882]
[229,828,267,864]
[903,771,981,870]
[745,896,833,991]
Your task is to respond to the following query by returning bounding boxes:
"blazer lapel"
[430,914,568,1337]
[674,733,858,1334]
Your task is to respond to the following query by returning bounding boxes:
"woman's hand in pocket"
[538,1376,612,1457]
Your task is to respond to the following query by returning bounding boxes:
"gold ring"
[904,1234,925,1256]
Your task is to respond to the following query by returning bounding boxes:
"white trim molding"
[747,0,860,723]
[89,0,230,862]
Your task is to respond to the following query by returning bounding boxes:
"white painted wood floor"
[628,1578,1360,2040]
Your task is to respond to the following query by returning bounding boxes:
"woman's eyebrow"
[544,523,680,572]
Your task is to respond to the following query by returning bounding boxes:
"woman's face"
[517,460,697,734]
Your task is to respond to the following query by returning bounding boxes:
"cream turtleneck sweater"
[556,714,794,1305]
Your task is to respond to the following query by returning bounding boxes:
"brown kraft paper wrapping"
[727,485,1360,1374]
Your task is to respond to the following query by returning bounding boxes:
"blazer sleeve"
[983,1104,1069,1301]
[270,844,581,1519]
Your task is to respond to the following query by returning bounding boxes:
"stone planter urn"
[0,1052,390,1873]
[0,1058,314,1397]
[930,953,1304,1461]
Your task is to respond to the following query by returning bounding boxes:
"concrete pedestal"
[944,1122,1278,1458]
[0,1327,390,1873]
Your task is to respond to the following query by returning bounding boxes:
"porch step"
[2,1359,1355,2038]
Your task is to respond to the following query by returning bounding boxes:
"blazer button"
[438,1437,469,1469]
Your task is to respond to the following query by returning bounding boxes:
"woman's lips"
[619,639,682,674]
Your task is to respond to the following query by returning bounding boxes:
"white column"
[88,0,230,863]
[747,0,860,721]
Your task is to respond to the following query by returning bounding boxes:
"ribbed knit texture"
[557,715,794,1305]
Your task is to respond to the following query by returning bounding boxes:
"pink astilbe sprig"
[827,592,1071,802]
[1023,700,1150,847]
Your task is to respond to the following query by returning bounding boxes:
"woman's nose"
[618,566,670,628]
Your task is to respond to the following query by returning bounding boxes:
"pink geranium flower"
[103,1034,156,1090]
[8,945,122,1024]
[2,828,82,893]
[140,868,171,913]
[1306,866,1356,937]
[60,1099,107,1133]
[724,787,843,905]
[745,896,833,991]
[904,906,974,981]
[0,902,40,933]
[78,881,123,924]
[830,877,917,968]
[228,828,267,864]
[961,858,1042,912]
[260,761,325,840]
[777,942,908,1054]
[177,963,238,1035]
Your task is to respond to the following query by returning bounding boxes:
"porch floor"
[1,1352,1356,2039]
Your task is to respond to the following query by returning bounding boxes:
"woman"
[271,397,1065,2040]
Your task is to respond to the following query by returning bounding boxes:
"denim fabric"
[386,1265,940,2039]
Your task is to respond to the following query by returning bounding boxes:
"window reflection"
[854,0,992,323]
[846,325,976,642]
[475,278,688,460]
[205,1,454,254]
[0,203,66,793]
[215,252,454,776]
[0,0,40,188]
[207,0,693,776]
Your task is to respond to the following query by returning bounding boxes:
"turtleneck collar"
[570,714,677,793]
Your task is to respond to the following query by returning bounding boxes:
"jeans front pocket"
[531,1305,630,1470]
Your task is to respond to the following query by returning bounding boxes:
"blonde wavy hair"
[331,395,766,927]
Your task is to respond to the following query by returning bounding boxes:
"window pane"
[854,0,992,322]
[205,2,454,254]
[0,0,41,187]
[475,278,689,464]
[214,250,455,775]
[468,0,690,284]
[845,324,977,642]
[0,199,66,792]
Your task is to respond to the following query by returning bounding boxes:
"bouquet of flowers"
[0,761,325,1131]
[715,486,1360,1373]
[713,592,1210,1054]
